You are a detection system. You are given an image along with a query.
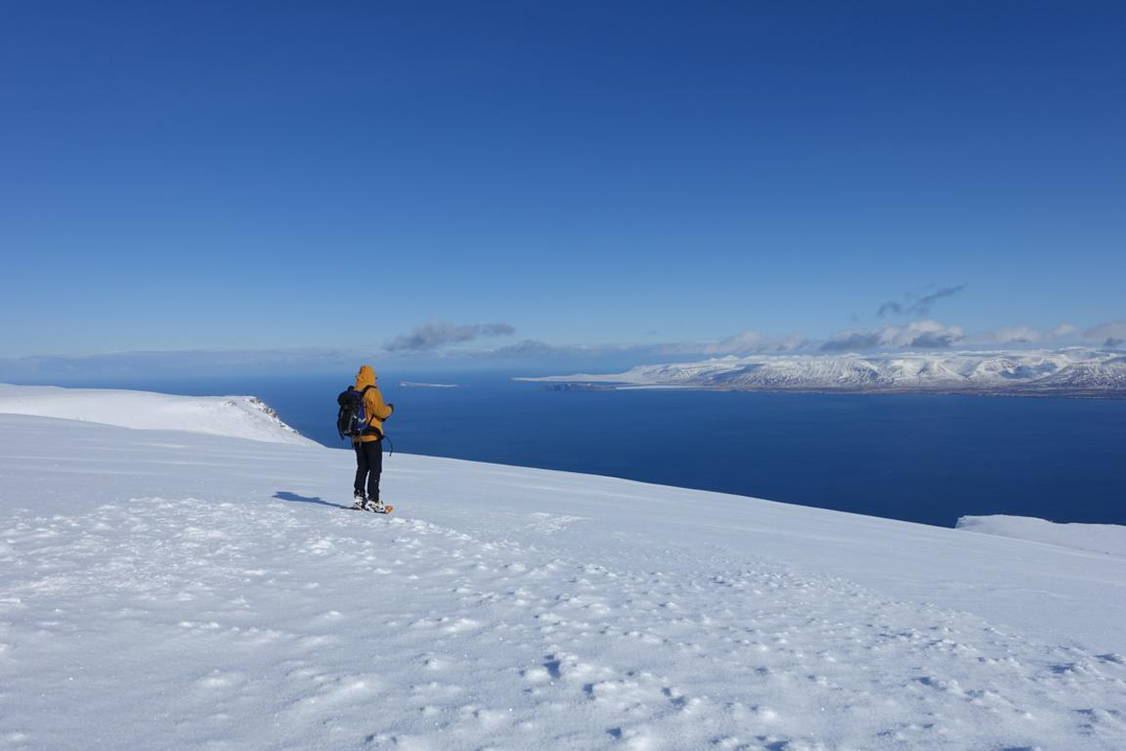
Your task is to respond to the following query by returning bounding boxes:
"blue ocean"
[63,372,1125,528]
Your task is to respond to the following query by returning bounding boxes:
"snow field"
[1,399,1125,750]
[3,493,1125,749]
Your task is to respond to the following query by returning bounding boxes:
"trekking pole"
[384,435,394,457]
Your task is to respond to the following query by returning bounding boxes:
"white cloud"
[821,320,964,352]
[697,330,809,355]
[1083,320,1126,346]
[972,323,1078,346]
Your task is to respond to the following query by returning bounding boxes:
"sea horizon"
[11,370,1124,530]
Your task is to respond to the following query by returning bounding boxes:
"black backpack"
[336,385,374,440]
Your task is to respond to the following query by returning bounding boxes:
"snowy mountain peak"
[0,383,313,445]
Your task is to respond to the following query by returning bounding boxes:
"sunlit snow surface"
[957,515,1126,557]
[1,388,1125,749]
[0,383,313,445]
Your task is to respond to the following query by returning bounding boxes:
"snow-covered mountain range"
[2,385,1125,749]
[525,347,1126,395]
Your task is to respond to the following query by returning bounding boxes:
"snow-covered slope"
[0,383,313,445]
[2,390,1125,749]
[525,348,1126,395]
[957,514,1126,557]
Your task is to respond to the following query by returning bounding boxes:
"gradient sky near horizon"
[2,1,1124,359]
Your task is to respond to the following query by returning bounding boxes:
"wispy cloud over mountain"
[661,330,809,356]
[384,321,516,352]
[971,324,1078,346]
[821,321,965,352]
[877,285,966,318]
[819,332,883,352]
[1083,320,1126,348]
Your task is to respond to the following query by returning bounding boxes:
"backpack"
[336,385,374,439]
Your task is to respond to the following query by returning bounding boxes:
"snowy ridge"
[957,515,1126,557]
[0,383,313,445]
[524,348,1126,395]
[1,403,1125,748]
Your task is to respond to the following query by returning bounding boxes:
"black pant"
[353,440,383,501]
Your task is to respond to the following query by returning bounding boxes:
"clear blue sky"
[2,1,1124,360]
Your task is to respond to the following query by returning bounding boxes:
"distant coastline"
[530,382,1126,398]
[519,348,1126,398]
[399,380,463,389]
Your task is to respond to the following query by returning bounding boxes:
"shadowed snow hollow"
[0,383,313,445]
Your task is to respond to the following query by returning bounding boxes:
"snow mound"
[0,383,312,445]
[957,514,1126,557]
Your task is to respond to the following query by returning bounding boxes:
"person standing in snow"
[350,365,393,511]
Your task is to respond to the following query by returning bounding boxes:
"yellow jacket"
[353,365,393,443]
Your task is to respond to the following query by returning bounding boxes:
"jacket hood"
[355,365,376,390]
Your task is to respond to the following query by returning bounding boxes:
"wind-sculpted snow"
[525,348,1126,395]
[0,383,313,444]
[2,414,1125,749]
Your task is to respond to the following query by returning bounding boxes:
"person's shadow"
[273,491,349,510]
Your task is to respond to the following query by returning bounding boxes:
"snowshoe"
[348,495,393,514]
